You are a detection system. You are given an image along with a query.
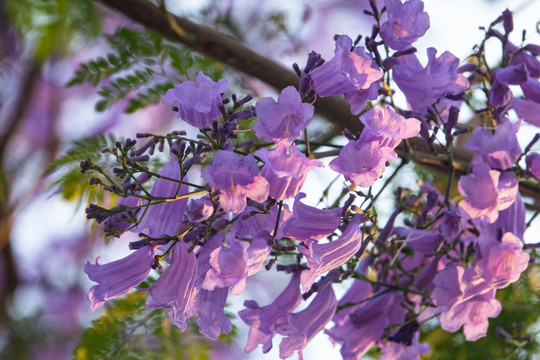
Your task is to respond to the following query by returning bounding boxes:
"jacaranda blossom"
[380,0,430,51]
[163,71,228,129]
[84,241,163,311]
[252,86,314,146]
[202,144,269,214]
[300,215,365,291]
[385,47,469,111]
[239,272,302,353]
[276,285,337,359]
[145,240,198,331]
[310,35,383,114]
[359,106,421,149]
[257,144,323,201]
[282,193,342,242]
[465,119,521,170]
[329,139,397,187]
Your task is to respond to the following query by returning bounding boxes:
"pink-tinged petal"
[277,285,337,359]
[202,232,270,295]
[258,144,323,201]
[84,242,162,311]
[458,163,500,223]
[145,241,198,331]
[380,0,430,51]
[329,139,397,187]
[239,272,302,353]
[300,215,364,291]
[476,232,530,289]
[282,193,342,242]
[359,107,421,149]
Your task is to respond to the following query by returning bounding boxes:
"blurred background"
[1,0,540,359]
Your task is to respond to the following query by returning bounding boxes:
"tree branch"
[95,0,540,205]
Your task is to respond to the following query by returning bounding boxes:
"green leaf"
[74,292,226,360]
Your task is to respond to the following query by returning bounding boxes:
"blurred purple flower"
[202,146,269,213]
[163,71,227,129]
[252,86,314,146]
[257,144,323,201]
[380,0,430,51]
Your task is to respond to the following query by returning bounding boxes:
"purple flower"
[202,147,269,214]
[202,232,270,295]
[145,240,198,331]
[380,333,430,360]
[276,285,337,359]
[257,144,323,201]
[136,153,189,237]
[380,0,430,51]
[239,272,302,353]
[476,232,530,289]
[433,266,501,341]
[465,119,521,170]
[328,290,406,359]
[513,98,540,127]
[84,242,162,311]
[186,196,214,223]
[359,106,421,149]
[252,86,314,146]
[329,139,397,187]
[195,287,233,340]
[385,48,469,111]
[458,164,503,223]
[526,153,540,179]
[521,78,540,103]
[163,71,228,129]
[310,35,383,114]
[232,204,292,240]
[282,193,342,242]
[299,215,365,291]
[506,41,540,78]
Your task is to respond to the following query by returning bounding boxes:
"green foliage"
[47,134,118,205]
[74,292,220,360]
[5,0,101,59]
[67,27,223,113]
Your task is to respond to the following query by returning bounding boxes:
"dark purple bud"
[298,74,311,95]
[80,159,93,173]
[393,47,417,57]
[388,321,420,346]
[495,326,512,340]
[128,155,150,163]
[133,139,157,156]
[502,9,513,35]
[445,106,460,144]
[292,62,302,76]
[129,238,150,250]
[305,51,323,73]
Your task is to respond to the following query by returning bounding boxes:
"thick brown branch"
[97,0,358,133]
[95,0,540,204]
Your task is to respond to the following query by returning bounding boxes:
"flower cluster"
[81,1,538,359]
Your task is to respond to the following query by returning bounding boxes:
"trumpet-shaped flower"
[163,71,227,129]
